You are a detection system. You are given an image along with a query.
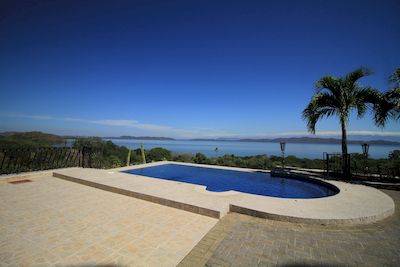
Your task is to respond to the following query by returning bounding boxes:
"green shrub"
[193,153,210,164]
[146,147,172,161]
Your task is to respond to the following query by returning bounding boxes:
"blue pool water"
[123,164,338,198]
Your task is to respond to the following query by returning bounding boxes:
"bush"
[193,153,210,164]
[146,147,172,161]
[173,153,193,162]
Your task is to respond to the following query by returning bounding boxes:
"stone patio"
[179,189,400,267]
[1,167,398,267]
[0,175,217,266]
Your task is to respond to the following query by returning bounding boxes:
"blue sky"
[0,0,399,139]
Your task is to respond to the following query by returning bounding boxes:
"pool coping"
[52,161,395,225]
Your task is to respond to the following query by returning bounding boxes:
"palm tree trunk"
[341,119,349,177]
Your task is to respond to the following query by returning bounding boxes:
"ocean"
[106,139,399,159]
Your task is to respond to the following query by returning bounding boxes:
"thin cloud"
[1,112,399,138]
[347,131,400,137]
[64,117,172,131]
[0,112,53,120]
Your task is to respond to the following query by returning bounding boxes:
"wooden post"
[126,149,131,166]
[140,144,146,164]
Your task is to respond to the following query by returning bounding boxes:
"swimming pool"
[123,163,339,199]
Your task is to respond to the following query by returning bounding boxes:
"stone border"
[49,162,396,225]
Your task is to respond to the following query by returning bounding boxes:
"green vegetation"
[0,131,65,148]
[146,147,172,161]
[72,138,173,168]
[176,153,324,170]
[72,137,130,168]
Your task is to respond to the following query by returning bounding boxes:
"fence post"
[126,149,131,166]
[346,153,351,179]
[81,147,85,168]
[88,147,92,168]
[326,153,329,177]
[0,149,6,170]
[140,144,146,164]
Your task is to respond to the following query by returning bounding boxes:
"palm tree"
[302,67,380,175]
[374,68,400,127]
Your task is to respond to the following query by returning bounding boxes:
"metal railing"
[324,152,399,181]
[0,147,102,175]
[324,152,351,178]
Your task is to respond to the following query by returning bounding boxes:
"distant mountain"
[106,136,176,141]
[238,137,400,145]
[187,136,400,145]
[0,131,65,148]
[189,138,238,141]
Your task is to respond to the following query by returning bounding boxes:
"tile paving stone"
[179,189,400,267]
[0,175,217,266]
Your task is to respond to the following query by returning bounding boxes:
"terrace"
[1,163,398,266]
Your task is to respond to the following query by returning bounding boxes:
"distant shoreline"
[2,132,398,146]
[104,136,400,146]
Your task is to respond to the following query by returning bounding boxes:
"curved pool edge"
[229,201,395,226]
[229,180,395,225]
[122,162,339,199]
[52,163,396,226]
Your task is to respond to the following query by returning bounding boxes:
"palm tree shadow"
[280,263,347,267]
[66,265,127,267]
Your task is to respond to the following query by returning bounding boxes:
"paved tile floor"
[179,190,400,267]
[0,176,217,267]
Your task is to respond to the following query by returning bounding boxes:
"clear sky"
[0,0,399,139]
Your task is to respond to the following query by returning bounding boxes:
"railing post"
[0,149,6,170]
[88,147,92,168]
[326,153,329,177]
[81,147,85,168]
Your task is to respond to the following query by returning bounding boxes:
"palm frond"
[354,87,381,118]
[389,68,400,86]
[386,87,400,121]
[374,101,391,127]
[315,76,342,98]
[344,67,372,84]
[302,93,339,133]
[373,87,400,127]
[371,68,400,127]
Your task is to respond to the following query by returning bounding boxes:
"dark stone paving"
[179,190,400,267]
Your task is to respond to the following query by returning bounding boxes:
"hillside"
[0,131,65,148]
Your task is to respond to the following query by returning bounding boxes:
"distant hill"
[189,138,237,141]
[0,131,65,148]
[106,136,176,141]
[238,137,400,145]
[187,136,400,145]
